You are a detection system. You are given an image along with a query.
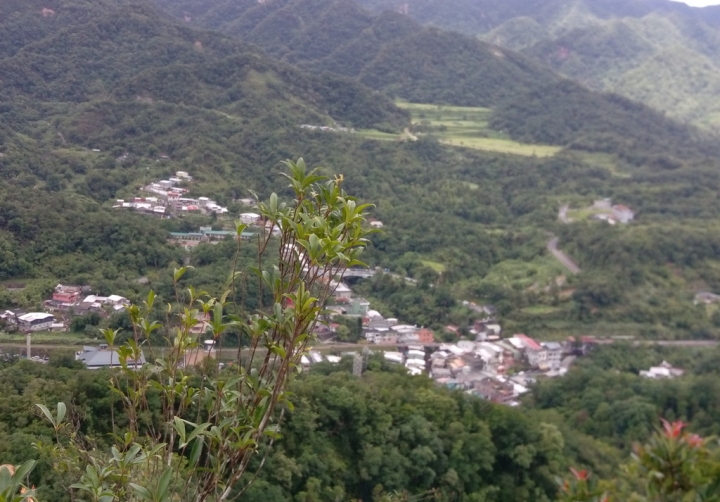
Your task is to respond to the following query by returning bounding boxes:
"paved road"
[547,237,581,275]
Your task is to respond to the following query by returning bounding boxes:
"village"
[112,171,230,218]
[0,277,687,400]
[0,175,658,394]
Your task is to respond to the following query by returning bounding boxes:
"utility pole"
[353,346,369,377]
[26,332,31,359]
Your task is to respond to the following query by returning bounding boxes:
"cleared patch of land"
[565,151,631,178]
[420,259,447,273]
[522,305,562,315]
[356,102,562,157]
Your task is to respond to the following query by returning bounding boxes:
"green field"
[522,305,562,315]
[420,259,447,273]
[357,102,562,157]
[566,151,631,178]
[0,331,93,346]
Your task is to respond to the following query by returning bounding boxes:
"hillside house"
[76,345,146,370]
[239,212,262,225]
[542,341,563,370]
[237,198,256,207]
[52,284,83,303]
[640,361,684,379]
[417,328,435,344]
[333,282,353,300]
[512,334,548,369]
[612,204,634,224]
[18,313,55,332]
[695,292,720,304]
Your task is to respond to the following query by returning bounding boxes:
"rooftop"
[19,313,54,322]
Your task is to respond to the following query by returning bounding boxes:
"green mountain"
[149,0,716,162]
[4,0,720,338]
[350,0,720,132]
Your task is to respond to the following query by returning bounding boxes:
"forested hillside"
[351,0,720,132]
[0,354,632,501]
[3,0,720,338]
[149,0,718,156]
[5,345,720,500]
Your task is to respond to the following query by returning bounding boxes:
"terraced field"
[357,102,562,157]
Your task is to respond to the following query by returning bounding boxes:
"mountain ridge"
[350,0,720,131]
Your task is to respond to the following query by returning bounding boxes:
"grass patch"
[565,151,631,178]
[396,102,561,157]
[482,256,565,290]
[522,305,561,315]
[440,137,561,157]
[0,331,94,346]
[356,129,403,141]
[421,260,447,273]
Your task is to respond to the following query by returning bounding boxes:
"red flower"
[661,419,687,438]
[570,467,589,481]
[685,433,704,448]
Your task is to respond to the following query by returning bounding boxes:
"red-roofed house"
[514,334,541,351]
[52,284,81,304]
[514,334,547,369]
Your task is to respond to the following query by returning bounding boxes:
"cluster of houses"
[113,171,229,217]
[591,198,635,225]
[0,284,130,333]
[168,226,258,248]
[378,334,571,405]
[317,279,576,405]
[299,124,355,133]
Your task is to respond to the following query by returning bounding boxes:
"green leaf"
[173,416,187,446]
[157,468,173,500]
[56,402,66,425]
[188,437,204,467]
[13,460,35,482]
[129,483,153,500]
[35,404,55,427]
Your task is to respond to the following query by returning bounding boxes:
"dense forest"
[4,344,720,500]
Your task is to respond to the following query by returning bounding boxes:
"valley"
[1,0,720,499]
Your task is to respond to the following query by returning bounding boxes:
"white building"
[612,204,634,224]
[18,313,55,332]
[239,212,262,225]
[334,282,352,300]
[640,361,684,379]
[541,342,563,371]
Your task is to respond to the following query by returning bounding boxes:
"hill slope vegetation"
[350,0,720,131]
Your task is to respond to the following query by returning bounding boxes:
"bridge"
[343,268,378,278]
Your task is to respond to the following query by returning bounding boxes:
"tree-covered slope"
[150,0,717,161]
[4,0,720,337]
[350,0,720,132]
[0,0,408,130]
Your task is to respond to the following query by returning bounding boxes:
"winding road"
[547,237,581,275]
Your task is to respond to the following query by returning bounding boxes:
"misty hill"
[150,0,718,165]
[351,0,720,132]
